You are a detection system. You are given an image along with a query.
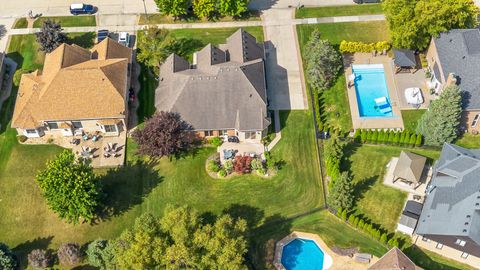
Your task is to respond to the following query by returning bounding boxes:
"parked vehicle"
[118,32,130,47]
[97,29,109,43]
[227,136,239,143]
[353,0,380,3]
[70,3,95,15]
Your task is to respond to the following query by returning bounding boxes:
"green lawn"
[405,245,476,270]
[296,4,383,18]
[455,133,480,149]
[33,16,96,28]
[401,109,426,132]
[320,74,352,131]
[12,18,28,29]
[170,26,264,47]
[342,144,440,231]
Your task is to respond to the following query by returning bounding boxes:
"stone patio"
[383,157,433,196]
[344,53,404,130]
[394,69,436,110]
[22,131,127,168]
[218,141,265,163]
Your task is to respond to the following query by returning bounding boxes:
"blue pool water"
[352,64,393,117]
[281,238,325,270]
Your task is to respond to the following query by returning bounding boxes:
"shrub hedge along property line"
[339,40,391,54]
[354,129,423,147]
[336,207,400,248]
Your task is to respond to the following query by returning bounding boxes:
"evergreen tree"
[0,243,16,270]
[35,19,67,53]
[415,134,423,147]
[327,172,355,211]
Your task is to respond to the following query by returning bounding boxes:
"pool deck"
[273,231,379,270]
[345,53,404,130]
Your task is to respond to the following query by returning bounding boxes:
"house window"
[219,130,228,136]
[472,114,480,128]
[72,121,83,129]
[245,131,256,140]
[435,243,443,249]
[455,239,466,247]
[104,125,117,133]
[25,129,37,134]
[204,130,214,137]
[461,252,469,259]
[46,122,58,129]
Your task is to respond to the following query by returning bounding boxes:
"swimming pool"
[281,238,330,270]
[352,64,393,117]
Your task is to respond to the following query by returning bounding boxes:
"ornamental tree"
[305,30,342,91]
[416,85,462,146]
[0,243,16,270]
[193,0,217,19]
[383,0,478,50]
[154,0,189,20]
[35,19,67,53]
[36,150,101,224]
[28,249,52,269]
[136,26,172,68]
[86,239,116,270]
[217,0,249,17]
[327,171,355,210]
[57,243,83,266]
[132,111,194,159]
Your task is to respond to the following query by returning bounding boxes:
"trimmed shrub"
[207,160,221,173]
[313,90,323,131]
[366,130,373,143]
[403,131,411,146]
[353,216,360,227]
[57,243,82,266]
[399,132,405,145]
[209,137,223,147]
[358,219,365,230]
[415,134,423,147]
[233,156,253,174]
[353,129,361,142]
[387,130,395,144]
[218,169,227,177]
[380,233,388,244]
[339,40,391,53]
[409,134,417,147]
[28,249,52,269]
[348,214,356,224]
[17,135,28,143]
[361,129,367,143]
[341,209,348,221]
[224,160,233,174]
[371,130,378,144]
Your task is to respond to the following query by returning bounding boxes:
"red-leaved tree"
[132,111,194,158]
[233,156,252,174]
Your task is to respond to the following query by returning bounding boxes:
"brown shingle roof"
[368,247,422,270]
[12,39,132,129]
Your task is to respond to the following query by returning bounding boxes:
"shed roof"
[393,151,427,183]
[393,49,416,67]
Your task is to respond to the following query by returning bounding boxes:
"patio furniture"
[405,87,424,106]
[223,149,234,160]
[354,253,371,264]
[374,96,388,106]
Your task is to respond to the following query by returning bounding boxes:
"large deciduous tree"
[193,0,217,19]
[132,111,194,159]
[155,0,189,19]
[36,150,101,224]
[217,0,249,17]
[327,171,354,211]
[383,0,478,50]
[305,30,342,91]
[136,26,172,68]
[35,19,67,53]
[0,243,16,270]
[416,85,462,146]
[114,206,248,269]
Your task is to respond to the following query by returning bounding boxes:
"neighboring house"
[426,29,480,132]
[368,247,422,270]
[12,38,132,138]
[155,29,270,142]
[416,143,480,262]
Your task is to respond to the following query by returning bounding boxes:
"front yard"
[295,4,384,19]
[12,16,96,29]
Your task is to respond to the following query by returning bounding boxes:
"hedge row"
[353,129,422,147]
[339,40,391,54]
[324,136,344,187]
[337,208,399,248]
[313,90,324,131]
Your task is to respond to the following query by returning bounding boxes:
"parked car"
[353,0,380,3]
[227,136,239,143]
[70,3,95,15]
[97,29,109,43]
[118,32,130,47]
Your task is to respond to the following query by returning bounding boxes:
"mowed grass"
[33,16,96,28]
[170,26,264,45]
[139,12,261,25]
[296,4,383,18]
[342,144,440,231]
[12,18,28,29]
[401,109,426,132]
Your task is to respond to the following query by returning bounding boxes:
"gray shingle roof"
[433,29,480,110]
[155,29,269,131]
[393,151,426,183]
[393,48,416,67]
[416,143,480,245]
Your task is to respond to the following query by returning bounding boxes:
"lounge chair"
[374,97,388,106]
[379,105,392,114]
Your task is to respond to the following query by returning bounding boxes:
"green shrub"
[379,130,386,144]
[353,216,360,227]
[353,129,361,142]
[209,137,223,147]
[366,130,372,143]
[393,131,400,145]
[251,158,264,172]
[313,90,323,131]
[409,134,417,147]
[403,131,411,146]
[207,160,221,173]
[387,130,395,144]
[348,214,356,225]
[415,134,423,147]
[371,130,378,144]
[224,160,233,174]
[358,219,365,229]
[339,40,391,53]
[399,132,405,145]
[380,233,388,244]
[336,207,343,216]
[17,135,28,143]
[341,209,348,221]
[218,169,227,177]
[361,129,367,143]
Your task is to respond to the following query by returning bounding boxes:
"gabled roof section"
[416,143,480,245]
[91,37,132,63]
[393,151,426,183]
[195,44,226,71]
[12,39,131,129]
[368,247,422,270]
[224,28,264,63]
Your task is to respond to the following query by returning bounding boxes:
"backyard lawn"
[401,109,426,132]
[342,144,440,231]
[296,4,383,19]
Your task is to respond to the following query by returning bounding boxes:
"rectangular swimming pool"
[352,64,393,117]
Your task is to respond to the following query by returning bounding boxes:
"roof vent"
[465,222,469,225]
[467,215,471,218]
[450,38,453,42]
[463,229,468,233]
[249,94,252,98]
[463,56,466,59]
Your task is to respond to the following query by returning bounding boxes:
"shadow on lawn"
[404,245,462,270]
[13,236,54,269]
[97,159,163,221]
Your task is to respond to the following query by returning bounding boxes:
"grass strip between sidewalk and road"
[296,4,384,19]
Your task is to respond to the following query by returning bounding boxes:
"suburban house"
[415,143,480,265]
[155,28,270,143]
[368,247,422,270]
[426,29,480,133]
[11,38,132,139]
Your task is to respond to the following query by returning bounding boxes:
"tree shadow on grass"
[403,245,461,270]
[353,175,378,202]
[96,159,163,222]
[222,204,266,232]
[13,236,54,269]
[67,32,96,49]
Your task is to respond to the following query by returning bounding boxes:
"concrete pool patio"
[273,231,379,270]
[344,53,404,130]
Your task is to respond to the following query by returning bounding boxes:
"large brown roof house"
[12,38,132,139]
[368,247,422,270]
[155,29,270,142]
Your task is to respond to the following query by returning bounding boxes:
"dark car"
[353,0,380,3]
[227,136,239,143]
[97,29,109,43]
[70,3,95,15]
